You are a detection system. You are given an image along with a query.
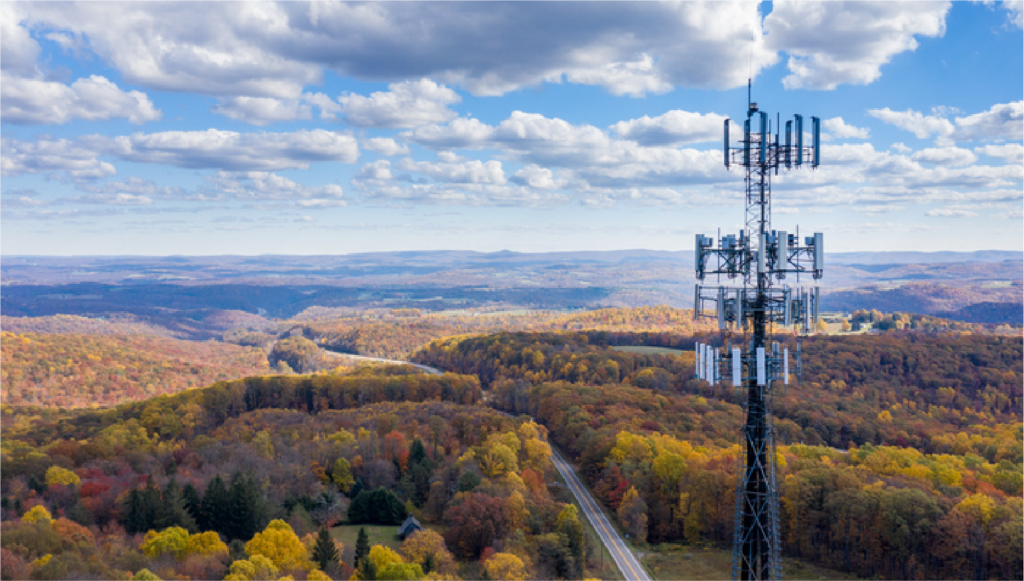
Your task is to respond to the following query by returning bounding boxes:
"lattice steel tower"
[692,82,825,581]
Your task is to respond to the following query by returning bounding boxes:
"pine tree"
[228,471,265,540]
[311,527,339,572]
[359,555,377,581]
[158,479,197,532]
[141,478,161,532]
[123,488,146,534]
[354,527,370,568]
[201,474,230,536]
[181,483,202,526]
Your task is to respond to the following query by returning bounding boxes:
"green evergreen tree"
[354,527,370,568]
[141,478,161,531]
[201,474,230,536]
[157,479,197,532]
[181,483,202,526]
[312,527,339,572]
[123,488,146,534]
[359,555,377,581]
[227,471,265,540]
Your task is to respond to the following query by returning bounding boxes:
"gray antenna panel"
[756,347,766,386]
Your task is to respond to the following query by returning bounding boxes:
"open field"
[329,523,434,552]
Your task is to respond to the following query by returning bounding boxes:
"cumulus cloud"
[867,107,956,141]
[338,79,461,128]
[1,136,116,180]
[206,171,345,205]
[397,156,506,185]
[97,129,359,171]
[1,73,162,126]
[68,193,154,206]
[911,147,978,166]
[952,101,1023,142]
[765,1,950,90]
[609,110,727,145]
[213,96,312,125]
[363,138,411,157]
[926,208,978,217]
[12,2,777,98]
[822,117,870,139]
[511,165,567,190]
[975,143,1024,164]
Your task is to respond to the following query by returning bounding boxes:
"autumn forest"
[1,300,1021,581]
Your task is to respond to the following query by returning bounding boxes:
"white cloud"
[512,165,567,190]
[952,101,1024,142]
[867,107,956,141]
[926,208,978,217]
[14,2,777,99]
[911,147,978,166]
[339,79,461,128]
[1,196,49,209]
[206,171,345,208]
[397,157,507,185]
[69,193,154,206]
[993,0,1024,29]
[890,142,912,154]
[1,136,116,180]
[213,96,312,126]
[363,137,411,157]
[975,143,1024,164]
[822,117,870,139]
[98,129,359,171]
[610,110,727,145]
[765,1,950,90]
[356,160,395,182]
[1,73,161,126]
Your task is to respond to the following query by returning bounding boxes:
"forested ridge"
[1,367,593,580]
[414,330,1023,580]
[1,332,270,408]
[1,306,1021,580]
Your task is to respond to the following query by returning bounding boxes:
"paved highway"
[550,447,652,581]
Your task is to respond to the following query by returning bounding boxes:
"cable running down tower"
[693,82,825,581]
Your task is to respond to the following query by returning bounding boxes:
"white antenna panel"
[756,347,766,386]
[732,348,742,387]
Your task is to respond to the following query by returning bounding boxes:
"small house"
[397,515,422,540]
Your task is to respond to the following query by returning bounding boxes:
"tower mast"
[693,82,825,581]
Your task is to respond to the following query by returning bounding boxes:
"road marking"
[553,450,650,581]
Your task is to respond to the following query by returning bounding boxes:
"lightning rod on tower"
[693,80,825,581]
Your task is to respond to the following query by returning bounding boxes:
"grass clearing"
[643,544,861,581]
[610,345,688,357]
[329,522,447,553]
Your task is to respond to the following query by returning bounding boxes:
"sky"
[1,1,1022,256]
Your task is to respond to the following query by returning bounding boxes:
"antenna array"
[693,81,825,581]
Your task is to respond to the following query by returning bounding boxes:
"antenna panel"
[756,347,766,386]
[812,116,821,168]
[784,347,789,385]
[732,348,742,387]
[795,114,803,166]
[724,119,730,168]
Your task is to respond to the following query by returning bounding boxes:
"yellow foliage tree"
[45,466,81,487]
[224,555,280,581]
[307,570,332,581]
[522,439,551,471]
[479,443,518,478]
[141,527,191,559]
[21,505,53,524]
[483,553,528,581]
[368,545,405,571]
[400,530,457,575]
[185,531,229,557]
[131,569,162,581]
[245,520,308,571]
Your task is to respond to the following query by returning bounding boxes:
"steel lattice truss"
[692,83,824,581]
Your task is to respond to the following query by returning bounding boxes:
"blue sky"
[2,1,1022,256]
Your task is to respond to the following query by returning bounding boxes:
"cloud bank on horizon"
[1,1,1021,255]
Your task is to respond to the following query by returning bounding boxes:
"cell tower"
[692,82,824,581]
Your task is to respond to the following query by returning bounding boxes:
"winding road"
[550,447,652,581]
[321,350,442,375]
